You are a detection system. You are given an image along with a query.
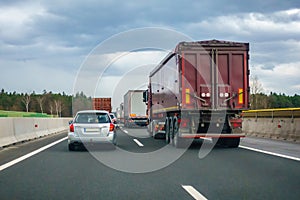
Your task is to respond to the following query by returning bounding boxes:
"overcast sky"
[1,0,300,109]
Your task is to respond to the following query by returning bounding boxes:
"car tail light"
[160,125,165,131]
[155,124,159,132]
[109,123,115,131]
[69,123,74,132]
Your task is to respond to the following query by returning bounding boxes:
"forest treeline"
[0,89,95,117]
[0,89,73,117]
[0,89,299,117]
[250,92,300,109]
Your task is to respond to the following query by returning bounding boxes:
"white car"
[109,113,117,124]
[68,110,117,151]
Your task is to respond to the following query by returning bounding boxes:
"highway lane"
[0,128,299,199]
[240,136,300,160]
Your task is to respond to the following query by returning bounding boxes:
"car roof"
[76,110,109,114]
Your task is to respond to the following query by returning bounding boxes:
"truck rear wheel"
[172,117,182,148]
[173,130,183,148]
[214,138,240,148]
[152,120,159,139]
[165,118,170,144]
[226,138,240,148]
[169,117,174,143]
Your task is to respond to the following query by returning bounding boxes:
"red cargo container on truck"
[143,40,249,148]
[92,98,112,113]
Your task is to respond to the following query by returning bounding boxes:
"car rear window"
[110,114,115,119]
[74,113,111,123]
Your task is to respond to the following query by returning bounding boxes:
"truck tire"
[169,117,174,143]
[214,138,240,148]
[173,130,183,148]
[152,120,158,139]
[172,117,181,148]
[226,138,240,148]
[165,118,170,144]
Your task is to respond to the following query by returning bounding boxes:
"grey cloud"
[261,65,275,71]
[1,0,300,96]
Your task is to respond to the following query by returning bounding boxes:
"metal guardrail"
[242,108,300,121]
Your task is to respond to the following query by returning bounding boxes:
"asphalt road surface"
[0,127,299,200]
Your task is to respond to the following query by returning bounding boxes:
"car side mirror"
[68,120,73,125]
[143,89,148,102]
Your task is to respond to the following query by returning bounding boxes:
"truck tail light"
[109,123,115,131]
[230,118,242,129]
[178,118,189,128]
[219,93,229,98]
[69,124,74,132]
[201,93,210,97]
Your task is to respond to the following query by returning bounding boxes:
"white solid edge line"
[239,145,300,162]
[0,137,68,171]
[133,139,144,147]
[182,185,208,200]
[123,130,128,134]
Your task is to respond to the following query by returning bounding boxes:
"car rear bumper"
[68,132,115,144]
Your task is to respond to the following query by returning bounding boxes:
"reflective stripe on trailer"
[238,88,243,104]
[180,133,245,138]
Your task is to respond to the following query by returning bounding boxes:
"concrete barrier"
[0,118,17,147]
[242,108,300,143]
[13,118,38,142]
[34,118,49,137]
[0,117,71,147]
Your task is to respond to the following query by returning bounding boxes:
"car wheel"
[68,143,75,151]
[112,135,117,145]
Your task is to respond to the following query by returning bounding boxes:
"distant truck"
[92,98,112,113]
[115,103,124,124]
[124,90,148,127]
[143,40,249,148]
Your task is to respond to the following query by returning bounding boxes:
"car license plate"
[84,128,100,132]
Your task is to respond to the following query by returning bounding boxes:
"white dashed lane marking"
[133,139,144,147]
[0,137,67,171]
[239,145,300,162]
[182,185,208,200]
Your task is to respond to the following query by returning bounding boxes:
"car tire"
[68,143,75,151]
[113,137,117,146]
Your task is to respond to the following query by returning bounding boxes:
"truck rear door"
[181,42,249,110]
[181,50,213,109]
[216,48,249,110]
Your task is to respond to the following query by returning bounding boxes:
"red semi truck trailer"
[143,40,249,148]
